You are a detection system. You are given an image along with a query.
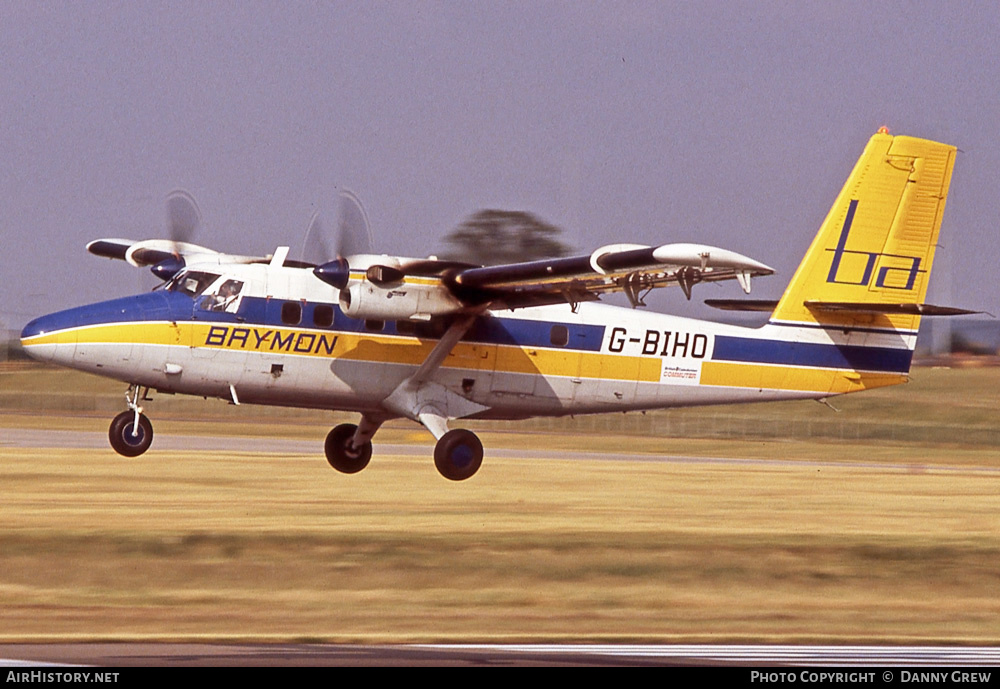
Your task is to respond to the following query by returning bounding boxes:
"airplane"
[20,130,973,481]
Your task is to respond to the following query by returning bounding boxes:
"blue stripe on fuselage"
[24,293,910,373]
[713,335,911,373]
[231,296,607,351]
[22,293,607,354]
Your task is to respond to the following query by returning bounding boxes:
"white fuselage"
[20,259,915,422]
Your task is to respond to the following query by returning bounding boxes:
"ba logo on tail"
[825,200,925,290]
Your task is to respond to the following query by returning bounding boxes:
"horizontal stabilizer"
[708,299,979,317]
[705,299,779,312]
[804,301,982,317]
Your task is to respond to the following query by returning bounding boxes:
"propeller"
[302,211,332,266]
[150,189,202,281]
[311,190,375,289]
[166,189,202,245]
[334,189,374,259]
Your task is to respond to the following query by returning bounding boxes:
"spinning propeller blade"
[166,189,201,246]
[334,189,373,259]
[150,190,202,281]
[311,190,375,288]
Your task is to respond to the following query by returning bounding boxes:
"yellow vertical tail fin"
[770,131,957,333]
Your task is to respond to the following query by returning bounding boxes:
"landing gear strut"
[108,385,153,457]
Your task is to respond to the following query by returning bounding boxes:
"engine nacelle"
[339,280,464,321]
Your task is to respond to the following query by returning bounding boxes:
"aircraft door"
[187,277,250,398]
[531,323,586,406]
[489,321,584,410]
[190,277,246,361]
[572,329,640,410]
[448,338,497,404]
[402,315,498,405]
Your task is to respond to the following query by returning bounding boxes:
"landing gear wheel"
[108,410,154,457]
[434,429,483,481]
[325,423,372,474]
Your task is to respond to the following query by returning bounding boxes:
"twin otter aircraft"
[21,131,966,480]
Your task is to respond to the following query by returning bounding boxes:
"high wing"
[86,238,304,281]
[445,242,774,309]
[92,235,773,316]
[87,238,224,266]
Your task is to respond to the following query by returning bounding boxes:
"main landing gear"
[324,417,484,481]
[433,429,483,481]
[108,385,154,457]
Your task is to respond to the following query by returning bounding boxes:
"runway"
[4,426,999,476]
[3,642,1000,667]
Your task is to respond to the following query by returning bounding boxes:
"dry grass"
[1,440,999,643]
[1,363,998,643]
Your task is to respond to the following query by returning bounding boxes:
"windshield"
[165,270,221,298]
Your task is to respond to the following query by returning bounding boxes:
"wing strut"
[382,310,491,437]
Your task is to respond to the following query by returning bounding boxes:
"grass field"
[0,364,998,643]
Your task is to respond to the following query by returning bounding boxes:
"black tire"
[109,410,154,457]
[325,423,372,474]
[433,429,483,481]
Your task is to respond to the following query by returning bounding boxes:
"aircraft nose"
[19,311,75,363]
[20,316,48,341]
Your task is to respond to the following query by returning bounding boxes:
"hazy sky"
[2,1,997,330]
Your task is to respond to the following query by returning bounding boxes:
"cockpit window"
[166,271,221,298]
[197,278,245,314]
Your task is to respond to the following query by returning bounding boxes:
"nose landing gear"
[108,384,154,457]
[109,410,153,457]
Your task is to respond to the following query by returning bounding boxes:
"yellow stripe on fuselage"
[700,360,906,394]
[28,320,906,394]
[28,320,663,384]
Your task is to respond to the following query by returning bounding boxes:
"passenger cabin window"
[313,304,334,328]
[281,301,302,325]
[365,319,385,332]
[550,325,569,347]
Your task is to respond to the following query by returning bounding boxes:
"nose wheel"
[108,384,154,457]
[109,410,153,457]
